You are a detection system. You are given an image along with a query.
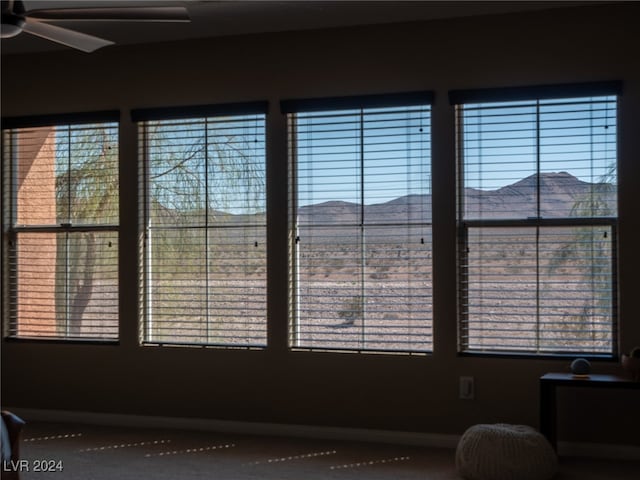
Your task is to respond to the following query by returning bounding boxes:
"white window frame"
[134,102,268,348]
[283,92,434,354]
[2,112,120,341]
[451,82,621,357]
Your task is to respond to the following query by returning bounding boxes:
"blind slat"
[449,81,622,105]
[131,101,268,122]
[281,91,434,114]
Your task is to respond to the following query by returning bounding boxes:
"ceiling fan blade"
[22,19,114,53]
[26,6,190,22]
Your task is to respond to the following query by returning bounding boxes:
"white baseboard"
[8,407,640,460]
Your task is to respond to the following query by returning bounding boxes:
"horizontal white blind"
[289,104,432,353]
[140,114,267,347]
[462,226,614,353]
[5,122,119,340]
[457,95,617,355]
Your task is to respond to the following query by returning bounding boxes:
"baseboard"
[8,407,460,449]
[558,441,640,461]
[8,407,640,460]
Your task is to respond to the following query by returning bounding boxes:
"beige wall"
[2,3,640,445]
[15,128,58,336]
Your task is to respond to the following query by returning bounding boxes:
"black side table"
[539,373,640,452]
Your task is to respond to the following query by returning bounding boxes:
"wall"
[2,3,640,446]
[14,128,58,336]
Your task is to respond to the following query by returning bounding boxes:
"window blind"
[285,93,433,353]
[3,116,119,340]
[137,105,267,347]
[454,87,618,355]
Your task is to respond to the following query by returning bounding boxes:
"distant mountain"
[297,195,432,225]
[293,172,616,246]
[150,172,615,233]
[297,172,615,226]
[463,171,615,219]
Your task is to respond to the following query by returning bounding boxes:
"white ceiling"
[1,1,595,56]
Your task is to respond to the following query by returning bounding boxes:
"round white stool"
[455,424,557,480]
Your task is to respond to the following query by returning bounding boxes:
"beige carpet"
[12,421,640,479]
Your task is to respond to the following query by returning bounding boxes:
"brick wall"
[15,127,58,336]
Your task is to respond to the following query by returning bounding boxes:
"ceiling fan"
[1,0,190,53]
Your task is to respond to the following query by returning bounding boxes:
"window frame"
[282,91,435,355]
[133,101,269,349]
[451,82,622,358]
[2,111,120,342]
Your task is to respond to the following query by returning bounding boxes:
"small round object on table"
[455,423,557,480]
[570,358,591,376]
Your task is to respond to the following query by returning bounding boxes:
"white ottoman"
[455,424,557,480]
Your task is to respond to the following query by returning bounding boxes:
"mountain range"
[297,171,616,225]
[150,172,616,236]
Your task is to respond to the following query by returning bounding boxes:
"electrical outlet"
[459,376,475,400]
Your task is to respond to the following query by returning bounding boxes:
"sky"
[44,97,616,216]
[292,97,616,207]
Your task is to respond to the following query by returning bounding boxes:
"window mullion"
[359,109,366,349]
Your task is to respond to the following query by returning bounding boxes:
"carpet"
[11,421,640,479]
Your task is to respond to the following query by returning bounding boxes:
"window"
[451,82,621,355]
[3,112,119,340]
[135,102,268,347]
[283,92,433,353]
